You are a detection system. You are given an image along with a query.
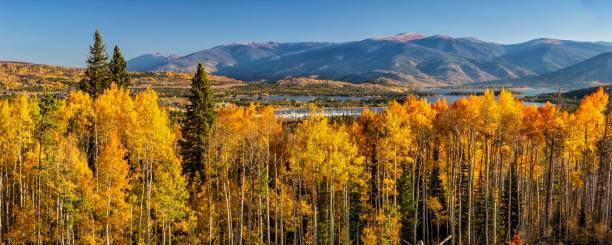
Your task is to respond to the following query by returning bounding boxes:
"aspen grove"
[1,84,612,244]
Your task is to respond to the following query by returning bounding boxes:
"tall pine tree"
[80,30,110,98]
[180,63,216,180]
[473,169,488,243]
[428,164,448,241]
[501,158,519,241]
[398,166,416,242]
[109,45,131,89]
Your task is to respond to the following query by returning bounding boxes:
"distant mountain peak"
[430,34,453,39]
[127,53,182,72]
[371,32,428,42]
[458,37,496,44]
[230,42,278,47]
[148,53,181,59]
[527,38,563,45]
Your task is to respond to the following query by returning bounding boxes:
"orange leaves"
[521,105,544,139]
[509,235,523,245]
[97,131,128,189]
[210,104,282,171]
[360,225,379,245]
[427,196,446,224]
[570,170,584,190]
[432,97,449,114]
[539,102,563,135]
[444,96,477,135]
[3,83,612,244]
[63,85,188,242]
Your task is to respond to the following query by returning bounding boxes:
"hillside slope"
[127,53,181,71]
[128,33,612,87]
[495,38,612,74]
[527,52,612,88]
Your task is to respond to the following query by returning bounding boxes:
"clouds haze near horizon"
[1,0,611,67]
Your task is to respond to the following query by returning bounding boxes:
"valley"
[0,60,587,112]
[3,60,570,113]
[0,61,419,109]
[7,32,612,112]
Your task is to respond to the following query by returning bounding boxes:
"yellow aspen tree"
[6,95,38,243]
[96,131,130,244]
[135,88,188,244]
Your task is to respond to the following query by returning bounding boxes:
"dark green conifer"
[501,158,519,241]
[109,45,131,89]
[460,158,470,234]
[398,166,416,242]
[80,30,110,98]
[428,164,448,240]
[180,63,216,180]
[473,169,488,243]
[37,91,60,148]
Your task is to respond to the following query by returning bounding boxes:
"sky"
[2,0,612,68]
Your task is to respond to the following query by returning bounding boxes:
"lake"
[271,89,556,118]
[261,89,554,105]
[421,89,556,107]
[246,95,371,102]
[274,107,385,119]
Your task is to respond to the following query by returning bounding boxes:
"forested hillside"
[0,61,244,94]
[0,61,411,107]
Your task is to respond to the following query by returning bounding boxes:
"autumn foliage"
[0,87,611,244]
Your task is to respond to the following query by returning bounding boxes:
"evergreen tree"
[80,30,110,98]
[473,167,494,244]
[349,191,365,243]
[460,158,470,227]
[34,91,60,245]
[37,91,61,144]
[398,166,416,242]
[501,159,519,241]
[429,165,447,210]
[109,45,131,89]
[428,164,448,240]
[474,171,492,244]
[180,63,216,180]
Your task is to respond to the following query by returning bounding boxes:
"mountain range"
[128,33,612,88]
[495,51,612,89]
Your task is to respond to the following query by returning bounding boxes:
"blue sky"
[1,0,612,67]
